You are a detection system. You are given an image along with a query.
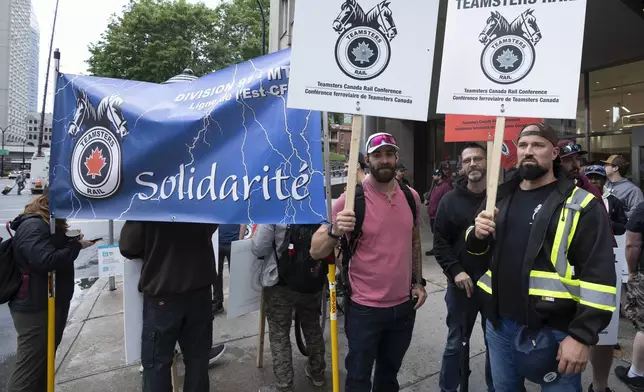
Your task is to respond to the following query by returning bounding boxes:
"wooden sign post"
[485,117,506,214]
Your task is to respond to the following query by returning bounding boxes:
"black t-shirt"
[626,202,644,270]
[497,181,558,324]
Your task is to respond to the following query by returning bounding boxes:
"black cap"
[396,163,407,171]
[518,122,558,146]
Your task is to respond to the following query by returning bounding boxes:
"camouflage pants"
[265,284,326,389]
[625,272,644,331]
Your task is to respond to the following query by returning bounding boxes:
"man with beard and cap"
[310,132,427,392]
[433,143,495,392]
[557,140,603,201]
[466,123,617,391]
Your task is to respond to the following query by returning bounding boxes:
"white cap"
[365,132,399,154]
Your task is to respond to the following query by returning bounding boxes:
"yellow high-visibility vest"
[474,187,617,313]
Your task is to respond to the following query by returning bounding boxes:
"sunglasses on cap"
[366,133,398,152]
[560,143,582,155]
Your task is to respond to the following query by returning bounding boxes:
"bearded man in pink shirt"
[311,132,427,392]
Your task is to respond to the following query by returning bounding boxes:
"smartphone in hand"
[89,237,103,243]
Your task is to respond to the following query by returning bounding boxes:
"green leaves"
[86,0,270,83]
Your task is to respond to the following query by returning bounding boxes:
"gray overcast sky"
[32,0,223,113]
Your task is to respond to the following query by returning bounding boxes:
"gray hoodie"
[251,224,289,288]
[606,178,644,218]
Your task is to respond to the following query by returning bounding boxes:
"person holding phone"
[8,191,94,392]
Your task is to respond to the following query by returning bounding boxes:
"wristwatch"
[327,224,341,240]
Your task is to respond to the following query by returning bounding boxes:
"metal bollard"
[108,219,116,291]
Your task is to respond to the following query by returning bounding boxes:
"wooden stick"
[485,117,506,214]
[343,115,364,211]
[256,289,266,368]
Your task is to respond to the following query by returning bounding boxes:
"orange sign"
[445,115,542,142]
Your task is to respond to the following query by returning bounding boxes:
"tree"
[87,0,269,83]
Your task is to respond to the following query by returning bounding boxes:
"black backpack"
[338,181,417,296]
[275,224,329,294]
[0,233,22,304]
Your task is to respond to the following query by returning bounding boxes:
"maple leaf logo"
[496,48,519,70]
[84,147,107,179]
[352,42,374,64]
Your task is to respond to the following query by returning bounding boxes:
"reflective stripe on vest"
[475,187,616,313]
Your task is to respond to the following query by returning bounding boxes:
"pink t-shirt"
[332,177,421,308]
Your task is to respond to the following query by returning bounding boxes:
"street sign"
[437,0,587,119]
[0,149,8,156]
[287,0,440,121]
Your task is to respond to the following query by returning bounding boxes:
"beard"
[519,159,549,180]
[466,168,485,183]
[370,164,396,183]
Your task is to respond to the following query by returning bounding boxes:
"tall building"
[28,3,39,113]
[0,0,31,145]
[25,112,52,147]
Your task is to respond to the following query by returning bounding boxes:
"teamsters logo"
[479,9,542,84]
[68,91,128,199]
[332,0,397,81]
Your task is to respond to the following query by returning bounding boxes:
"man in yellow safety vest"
[466,122,617,392]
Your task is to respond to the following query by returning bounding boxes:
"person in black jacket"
[8,192,93,392]
[119,221,223,392]
[468,123,616,391]
[585,164,628,236]
[434,143,494,392]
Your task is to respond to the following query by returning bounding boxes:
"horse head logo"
[479,9,542,46]
[333,0,397,41]
[333,0,363,33]
[68,91,97,136]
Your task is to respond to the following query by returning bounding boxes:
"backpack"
[274,224,329,294]
[0,224,22,304]
[338,181,417,296]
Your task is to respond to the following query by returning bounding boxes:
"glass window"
[589,61,644,132]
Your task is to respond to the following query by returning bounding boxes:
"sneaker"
[615,365,644,392]
[139,364,143,373]
[425,249,435,256]
[588,383,614,392]
[258,384,292,392]
[305,364,325,387]
[208,344,226,365]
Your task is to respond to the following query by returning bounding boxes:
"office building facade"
[28,4,39,113]
[0,0,31,145]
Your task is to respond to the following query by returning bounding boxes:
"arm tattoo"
[412,226,422,282]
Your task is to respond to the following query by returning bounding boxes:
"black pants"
[8,300,71,392]
[345,299,416,392]
[141,287,212,392]
[439,284,494,392]
[213,243,231,305]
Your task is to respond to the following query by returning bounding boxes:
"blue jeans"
[485,318,582,392]
[344,299,416,392]
[439,284,494,392]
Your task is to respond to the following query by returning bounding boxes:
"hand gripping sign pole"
[322,112,341,392]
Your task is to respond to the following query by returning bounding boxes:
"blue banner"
[50,49,327,224]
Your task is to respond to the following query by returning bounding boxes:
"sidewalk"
[53,225,635,391]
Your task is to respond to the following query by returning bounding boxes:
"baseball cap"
[433,168,446,177]
[366,132,399,154]
[517,122,558,146]
[557,140,587,158]
[396,163,407,171]
[346,152,368,170]
[514,328,561,386]
[585,164,606,178]
[602,155,627,168]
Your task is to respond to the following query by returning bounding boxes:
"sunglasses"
[560,143,582,154]
[367,134,397,149]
